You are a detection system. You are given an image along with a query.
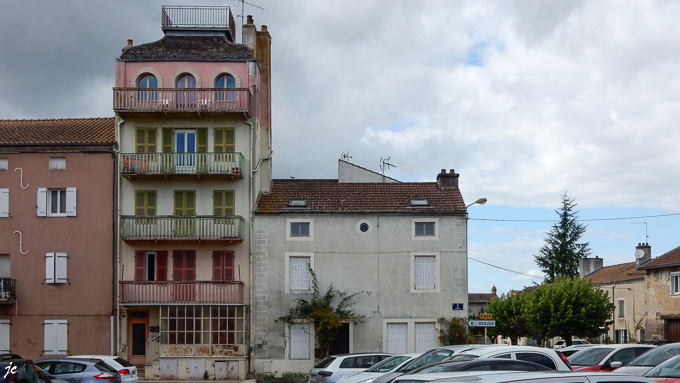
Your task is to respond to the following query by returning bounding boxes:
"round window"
[360,223,369,232]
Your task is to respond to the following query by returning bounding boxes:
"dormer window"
[288,199,307,207]
[410,198,429,206]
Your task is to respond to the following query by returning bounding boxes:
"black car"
[0,354,40,383]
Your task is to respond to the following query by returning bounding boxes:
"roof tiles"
[119,36,255,62]
[586,261,646,284]
[0,118,115,145]
[638,245,680,269]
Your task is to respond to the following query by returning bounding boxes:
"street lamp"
[466,197,487,341]
[467,198,487,209]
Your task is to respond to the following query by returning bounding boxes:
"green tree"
[438,317,474,345]
[487,291,531,344]
[525,276,615,347]
[534,193,591,283]
[277,268,367,356]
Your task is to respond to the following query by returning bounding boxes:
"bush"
[438,317,474,345]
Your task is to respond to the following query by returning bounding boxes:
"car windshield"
[568,348,614,366]
[366,356,411,373]
[398,350,457,372]
[629,345,680,366]
[645,355,680,378]
[314,358,336,369]
[413,361,466,374]
[94,361,117,373]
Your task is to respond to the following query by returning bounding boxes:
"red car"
[568,344,656,372]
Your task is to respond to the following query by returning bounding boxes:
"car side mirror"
[610,361,622,369]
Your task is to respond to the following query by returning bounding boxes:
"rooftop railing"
[162,5,235,32]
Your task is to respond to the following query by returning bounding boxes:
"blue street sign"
[452,303,464,310]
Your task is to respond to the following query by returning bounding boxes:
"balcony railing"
[119,281,244,304]
[0,279,15,303]
[113,88,253,115]
[120,215,244,241]
[120,152,243,177]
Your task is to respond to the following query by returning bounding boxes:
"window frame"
[412,218,439,240]
[672,272,680,295]
[37,188,76,217]
[618,299,625,318]
[49,157,66,171]
[287,219,313,241]
[0,158,7,171]
[134,251,168,281]
[285,253,314,293]
[44,319,68,355]
[212,250,235,281]
[410,252,440,293]
[45,252,68,284]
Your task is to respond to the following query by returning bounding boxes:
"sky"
[2,0,680,296]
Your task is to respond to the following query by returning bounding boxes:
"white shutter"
[0,320,9,352]
[44,319,68,355]
[65,187,77,216]
[0,189,8,217]
[55,253,68,283]
[386,323,407,354]
[290,257,310,291]
[415,256,435,289]
[46,253,55,283]
[289,324,310,360]
[37,188,47,216]
[415,323,435,353]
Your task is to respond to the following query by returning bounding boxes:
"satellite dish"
[635,249,645,259]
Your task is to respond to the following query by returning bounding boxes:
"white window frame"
[288,323,311,360]
[44,319,68,355]
[286,219,313,241]
[0,189,8,218]
[412,218,439,240]
[46,252,68,284]
[672,272,680,295]
[618,299,625,318]
[410,252,440,293]
[0,158,7,171]
[285,253,314,293]
[37,188,76,217]
[49,157,66,170]
[0,320,9,353]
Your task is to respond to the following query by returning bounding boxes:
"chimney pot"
[261,25,268,32]
[127,39,133,46]
[247,15,254,24]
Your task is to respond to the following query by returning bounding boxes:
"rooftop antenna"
[379,157,396,178]
[340,152,353,162]
[632,222,649,243]
[235,0,264,43]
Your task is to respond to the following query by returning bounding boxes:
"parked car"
[0,354,39,383]
[35,358,122,383]
[36,367,69,383]
[336,354,422,383]
[553,339,590,349]
[66,356,137,383]
[392,371,529,383]
[643,354,680,382]
[616,343,680,376]
[554,344,596,358]
[309,353,393,383]
[449,346,572,371]
[567,343,656,372]
[404,358,552,375]
[421,371,658,382]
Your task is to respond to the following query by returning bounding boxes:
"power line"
[470,212,680,223]
[468,256,542,280]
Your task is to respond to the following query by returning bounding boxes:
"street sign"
[479,313,493,319]
[467,320,496,327]
[452,303,464,310]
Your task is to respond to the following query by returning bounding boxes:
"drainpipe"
[115,118,123,355]
[611,284,616,342]
[245,115,255,375]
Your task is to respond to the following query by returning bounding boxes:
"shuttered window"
[37,188,76,217]
[415,322,436,352]
[414,256,436,290]
[214,129,235,153]
[386,323,407,355]
[136,128,157,153]
[289,257,310,291]
[212,251,235,281]
[0,320,8,352]
[46,252,68,284]
[289,324,310,360]
[213,191,235,216]
[174,191,196,216]
[0,189,8,218]
[618,299,625,318]
[44,320,68,355]
[134,251,167,281]
[173,250,196,281]
[135,191,156,216]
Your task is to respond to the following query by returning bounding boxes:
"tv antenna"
[340,152,353,161]
[234,0,264,43]
[380,157,396,177]
[632,222,648,243]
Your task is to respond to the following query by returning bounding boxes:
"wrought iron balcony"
[119,280,244,304]
[120,215,244,241]
[120,152,244,177]
[113,88,254,115]
[0,278,15,303]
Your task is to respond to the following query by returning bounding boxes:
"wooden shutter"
[134,251,145,281]
[173,251,184,280]
[162,128,174,153]
[0,320,9,353]
[136,128,157,153]
[415,322,435,353]
[386,323,407,355]
[212,251,223,281]
[136,191,156,216]
[213,191,234,216]
[214,129,235,153]
[157,251,168,281]
[173,250,196,281]
[0,188,8,217]
[65,187,77,216]
[185,251,196,281]
[289,324,310,360]
[36,188,47,217]
[45,253,55,283]
[197,128,207,153]
[174,191,195,216]
[212,251,234,281]
[55,253,68,284]
[44,319,68,355]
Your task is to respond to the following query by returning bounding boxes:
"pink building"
[0,117,116,360]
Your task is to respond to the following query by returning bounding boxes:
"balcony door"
[173,250,196,302]
[175,130,196,173]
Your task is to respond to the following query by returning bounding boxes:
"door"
[666,320,680,343]
[175,130,196,173]
[328,323,350,355]
[386,323,407,354]
[128,311,149,365]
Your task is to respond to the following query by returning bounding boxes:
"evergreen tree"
[534,193,591,282]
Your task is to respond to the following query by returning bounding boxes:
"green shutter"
[162,128,174,153]
[136,128,157,153]
[135,191,156,215]
[213,190,234,216]
[214,128,235,153]
[174,190,195,216]
[197,128,207,153]
[213,191,223,215]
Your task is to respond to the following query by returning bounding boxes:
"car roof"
[330,353,393,357]
[457,346,554,356]
[392,370,522,382]
[578,343,656,349]
[430,371,656,382]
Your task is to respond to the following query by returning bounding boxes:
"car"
[0,354,40,383]
[35,358,122,383]
[392,371,531,383]
[449,346,572,371]
[36,366,69,383]
[370,345,509,383]
[643,354,680,382]
[567,343,656,372]
[614,342,680,376]
[554,344,597,358]
[552,339,590,349]
[309,353,393,383]
[404,358,552,375]
[336,354,422,383]
[421,371,658,382]
[66,356,137,383]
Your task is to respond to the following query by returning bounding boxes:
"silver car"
[35,358,122,383]
[66,356,138,383]
[309,353,393,383]
[614,342,680,375]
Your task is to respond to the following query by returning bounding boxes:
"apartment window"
[0,158,7,171]
[291,222,310,237]
[45,252,68,284]
[0,188,8,217]
[289,324,310,360]
[212,251,235,281]
[286,254,313,292]
[160,305,246,345]
[287,219,313,240]
[173,250,196,281]
[672,272,680,295]
[410,253,440,292]
[138,74,158,88]
[37,188,76,217]
[618,299,625,318]
[136,128,157,153]
[49,157,66,170]
[214,128,235,153]
[134,251,167,281]
[176,74,196,88]
[174,191,196,216]
[0,320,9,352]
[44,320,68,355]
[412,219,438,240]
[213,191,235,216]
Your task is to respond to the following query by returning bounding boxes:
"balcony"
[119,281,244,304]
[120,152,244,178]
[120,215,244,241]
[113,88,254,115]
[0,279,15,303]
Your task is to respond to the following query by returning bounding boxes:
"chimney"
[436,169,459,190]
[122,39,133,52]
[636,243,652,267]
[579,256,603,277]
[243,15,256,50]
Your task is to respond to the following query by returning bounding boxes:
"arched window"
[137,74,158,101]
[215,74,236,101]
[176,74,196,88]
[176,74,196,107]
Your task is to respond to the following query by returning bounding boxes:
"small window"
[289,256,311,291]
[360,223,369,232]
[46,252,68,284]
[672,273,680,295]
[288,199,307,207]
[410,198,429,206]
[291,222,310,237]
[37,188,76,217]
[138,74,158,88]
[49,157,66,170]
[415,222,435,237]
[0,158,7,171]
[618,299,625,318]
[287,219,313,240]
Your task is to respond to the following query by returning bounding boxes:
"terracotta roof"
[119,36,255,62]
[469,293,496,303]
[586,261,646,284]
[256,179,466,213]
[0,118,115,145]
[638,245,680,269]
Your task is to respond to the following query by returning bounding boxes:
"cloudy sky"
[2,0,680,296]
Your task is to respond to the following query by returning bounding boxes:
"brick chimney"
[243,15,256,50]
[635,243,652,267]
[436,169,459,190]
[579,256,603,277]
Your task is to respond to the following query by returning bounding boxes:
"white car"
[553,339,590,349]
[337,354,421,383]
[449,346,572,371]
[67,355,138,383]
